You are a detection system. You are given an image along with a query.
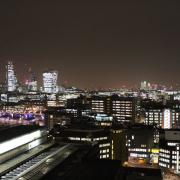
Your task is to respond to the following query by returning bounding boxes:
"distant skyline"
[0,1,180,88]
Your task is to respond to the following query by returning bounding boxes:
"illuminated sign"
[151,149,159,153]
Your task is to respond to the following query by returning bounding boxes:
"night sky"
[0,1,180,88]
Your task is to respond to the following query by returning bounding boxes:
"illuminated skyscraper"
[26,68,38,91]
[6,61,17,92]
[140,81,147,90]
[140,81,152,91]
[43,70,58,93]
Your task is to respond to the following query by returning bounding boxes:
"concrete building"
[51,126,111,159]
[0,125,47,164]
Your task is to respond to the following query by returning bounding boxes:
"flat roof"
[65,128,105,133]
[0,125,46,143]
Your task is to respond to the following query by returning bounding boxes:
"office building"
[145,108,179,129]
[140,81,147,90]
[145,108,163,127]
[91,95,111,114]
[26,70,38,92]
[126,124,159,166]
[6,61,17,92]
[159,129,180,173]
[110,126,127,163]
[43,70,58,93]
[52,126,111,159]
[66,96,91,119]
[91,95,138,123]
[111,96,138,123]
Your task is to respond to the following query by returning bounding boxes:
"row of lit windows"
[159,153,170,158]
[98,122,112,126]
[146,117,160,121]
[93,137,108,141]
[172,115,179,117]
[146,110,162,112]
[159,161,180,170]
[113,111,132,114]
[159,158,170,163]
[68,137,109,142]
[113,112,132,115]
[146,113,179,118]
[113,101,132,103]
[173,151,177,155]
[147,115,161,118]
[113,114,132,117]
[92,104,104,106]
[159,162,168,168]
[113,104,132,107]
[172,156,180,160]
[147,112,162,114]
[113,105,132,107]
[100,154,109,159]
[112,108,132,110]
[160,149,170,154]
[92,100,104,102]
[68,137,91,141]
[128,148,147,152]
[99,143,111,147]
[172,160,179,164]
[92,107,104,109]
[114,113,132,116]
[113,103,132,105]
[119,120,130,122]
[167,142,178,146]
[130,153,147,158]
[100,149,110,154]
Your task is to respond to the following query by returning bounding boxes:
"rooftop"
[0,125,46,143]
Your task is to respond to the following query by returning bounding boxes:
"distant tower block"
[43,70,58,93]
[26,69,38,91]
[6,61,17,92]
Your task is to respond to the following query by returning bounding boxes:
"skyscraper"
[43,70,58,93]
[26,68,38,92]
[140,81,147,90]
[6,61,17,92]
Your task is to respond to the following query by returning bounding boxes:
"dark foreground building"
[41,158,162,180]
[0,125,162,180]
[0,125,47,164]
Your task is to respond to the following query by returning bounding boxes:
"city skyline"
[0,1,180,88]
[0,61,178,90]
[0,2,180,179]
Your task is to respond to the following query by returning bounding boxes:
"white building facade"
[43,70,58,93]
